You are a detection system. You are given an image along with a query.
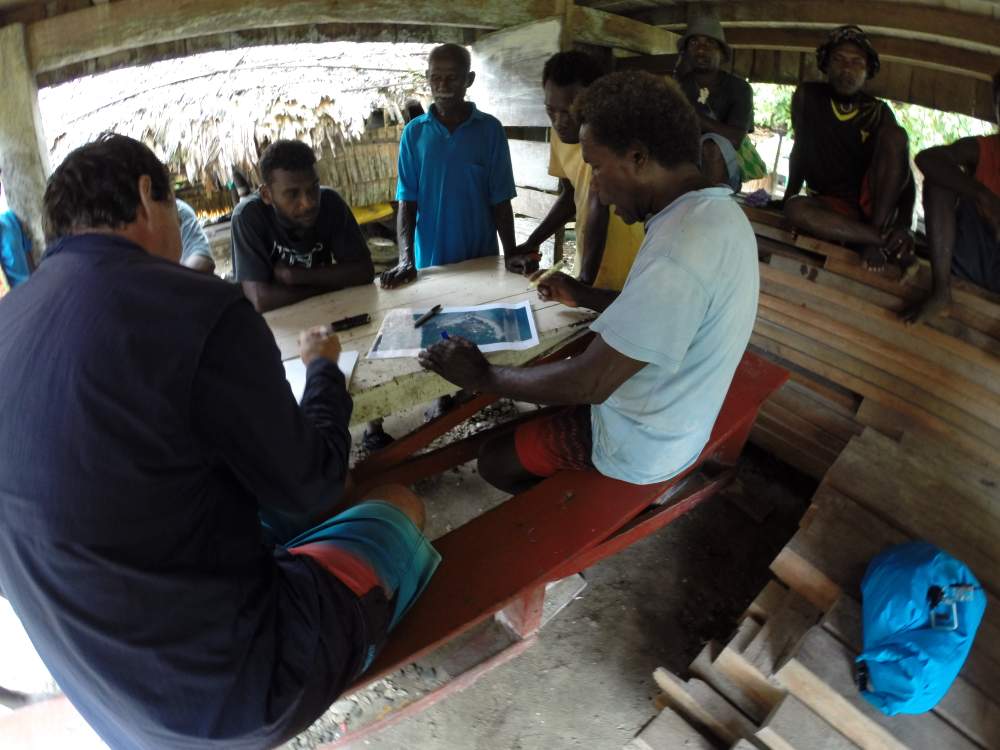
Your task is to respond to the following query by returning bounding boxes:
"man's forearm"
[242,281,325,313]
[916,150,984,204]
[525,186,577,247]
[579,193,610,284]
[283,259,375,291]
[397,201,418,266]
[575,284,619,313]
[493,200,517,256]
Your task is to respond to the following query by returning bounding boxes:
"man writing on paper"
[0,134,438,750]
[506,51,644,291]
[232,139,374,312]
[419,72,758,492]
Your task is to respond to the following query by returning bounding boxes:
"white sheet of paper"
[283,351,359,403]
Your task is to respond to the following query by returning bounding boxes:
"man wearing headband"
[783,26,915,273]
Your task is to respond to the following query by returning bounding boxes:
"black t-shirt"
[679,71,755,134]
[232,187,370,282]
[793,81,892,203]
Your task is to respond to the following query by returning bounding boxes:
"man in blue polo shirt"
[380,43,517,288]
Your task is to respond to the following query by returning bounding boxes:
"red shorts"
[514,406,594,477]
[816,171,873,221]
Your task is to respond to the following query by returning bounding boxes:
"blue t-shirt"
[0,210,32,288]
[589,187,759,484]
[396,103,516,269]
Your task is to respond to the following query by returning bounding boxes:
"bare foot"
[862,245,888,272]
[900,291,951,326]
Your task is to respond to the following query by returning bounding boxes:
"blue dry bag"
[857,541,986,715]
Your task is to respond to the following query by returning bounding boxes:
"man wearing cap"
[676,16,756,192]
[782,25,914,273]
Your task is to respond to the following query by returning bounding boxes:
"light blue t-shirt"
[589,187,759,484]
[396,103,516,269]
[0,210,32,288]
[176,199,212,263]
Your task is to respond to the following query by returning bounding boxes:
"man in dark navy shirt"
[0,134,438,749]
[232,139,375,313]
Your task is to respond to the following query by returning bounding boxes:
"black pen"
[330,312,371,332]
[413,304,442,328]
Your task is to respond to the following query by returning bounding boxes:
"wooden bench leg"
[495,584,546,639]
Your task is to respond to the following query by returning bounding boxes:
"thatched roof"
[39,42,433,189]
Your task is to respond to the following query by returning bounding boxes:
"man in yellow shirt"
[506,51,644,290]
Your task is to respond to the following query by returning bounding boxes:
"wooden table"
[263,256,594,425]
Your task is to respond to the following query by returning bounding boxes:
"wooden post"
[0,23,49,259]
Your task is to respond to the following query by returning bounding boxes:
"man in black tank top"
[782,26,915,273]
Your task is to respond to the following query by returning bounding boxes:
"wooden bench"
[327,348,788,747]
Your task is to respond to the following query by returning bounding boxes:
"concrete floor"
[287,402,813,750]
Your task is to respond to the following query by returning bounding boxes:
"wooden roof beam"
[722,28,998,81]
[26,0,563,75]
[631,1,1000,53]
[570,6,678,56]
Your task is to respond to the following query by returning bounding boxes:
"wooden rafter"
[632,1,1000,53]
[25,0,563,74]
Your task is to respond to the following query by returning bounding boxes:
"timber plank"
[749,331,1000,468]
[759,398,850,454]
[712,645,785,718]
[756,694,859,750]
[769,381,863,443]
[759,263,1000,395]
[827,431,1000,595]
[742,591,821,677]
[653,669,758,747]
[757,296,1000,430]
[823,596,1000,750]
[744,580,789,624]
[626,705,715,750]
[749,422,834,480]
[749,346,860,416]
[689,642,768,724]
[771,483,1000,696]
[775,628,980,750]
[25,0,562,74]
[753,315,1000,449]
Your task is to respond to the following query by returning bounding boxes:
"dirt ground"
[285,400,814,750]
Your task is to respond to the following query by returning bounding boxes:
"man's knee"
[363,484,425,531]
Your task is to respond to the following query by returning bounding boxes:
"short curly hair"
[542,51,605,88]
[43,133,171,241]
[572,71,700,168]
[259,140,317,184]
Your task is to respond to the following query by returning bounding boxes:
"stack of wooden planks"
[628,428,1000,750]
[743,205,1000,480]
[627,207,1000,749]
